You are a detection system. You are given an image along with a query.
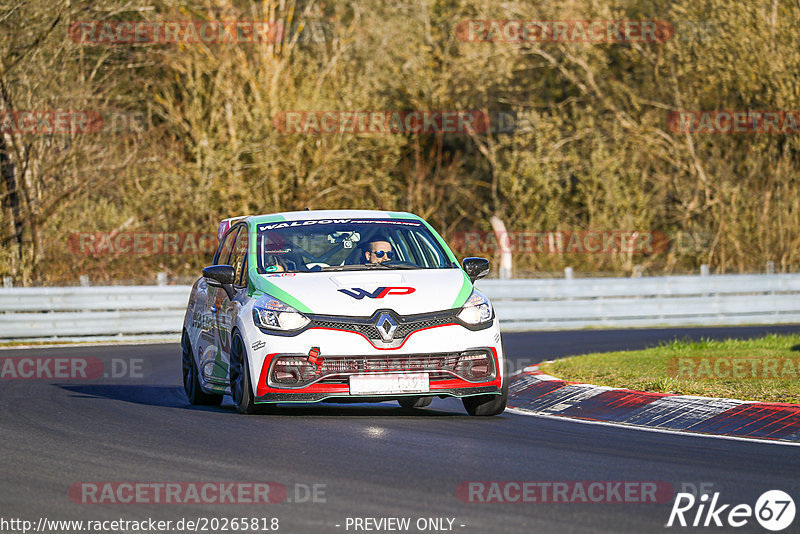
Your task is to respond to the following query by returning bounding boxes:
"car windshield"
[255,218,456,273]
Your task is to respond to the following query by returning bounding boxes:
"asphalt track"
[2,325,800,534]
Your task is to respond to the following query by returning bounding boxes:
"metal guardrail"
[476,273,800,331]
[1,274,799,339]
[0,286,189,339]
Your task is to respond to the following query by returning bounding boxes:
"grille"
[394,316,453,338]
[310,313,455,342]
[313,320,381,339]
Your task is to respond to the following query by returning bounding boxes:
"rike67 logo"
[667,490,795,531]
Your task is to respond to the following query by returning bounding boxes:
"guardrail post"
[564,266,574,279]
[767,261,775,275]
[79,275,90,287]
[700,264,710,276]
[2,277,11,288]
[490,215,512,280]
[157,272,167,286]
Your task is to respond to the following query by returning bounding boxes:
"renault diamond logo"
[375,313,398,343]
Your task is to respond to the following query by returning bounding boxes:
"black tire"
[181,331,223,406]
[229,332,270,414]
[462,359,509,416]
[398,396,433,409]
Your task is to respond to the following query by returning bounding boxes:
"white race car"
[181,210,507,415]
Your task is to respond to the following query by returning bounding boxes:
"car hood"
[251,268,473,316]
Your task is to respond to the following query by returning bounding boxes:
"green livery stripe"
[452,270,473,308]
[248,265,313,313]
[250,214,287,225]
[247,219,259,293]
[387,211,412,219]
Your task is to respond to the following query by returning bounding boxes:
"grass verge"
[538,334,800,404]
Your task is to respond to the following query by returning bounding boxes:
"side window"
[230,227,249,287]
[214,227,239,265]
[413,231,446,267]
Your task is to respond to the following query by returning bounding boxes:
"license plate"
[349,373,430,395]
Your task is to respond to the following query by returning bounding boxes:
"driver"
[364,236,394,264]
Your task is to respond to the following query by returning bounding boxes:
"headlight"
[252,295,310,331]
[457,289,493,325]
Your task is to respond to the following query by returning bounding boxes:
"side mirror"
[462,257,490,282]
[203,265,236,300]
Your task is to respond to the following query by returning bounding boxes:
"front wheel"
[229,332,271,414]
[181,331,223,406]
[462,363,509,416]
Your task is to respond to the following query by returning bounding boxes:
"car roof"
[218,211,426,242]
[247,209,421,225]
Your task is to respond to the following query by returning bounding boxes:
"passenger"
[263,254,288,272]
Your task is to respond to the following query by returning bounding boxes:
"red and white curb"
[508,367,800,443]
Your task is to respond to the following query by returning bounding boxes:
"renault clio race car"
[181,210,507,415]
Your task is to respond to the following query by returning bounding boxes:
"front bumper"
[245,320,504,403]
[254,385,502,404]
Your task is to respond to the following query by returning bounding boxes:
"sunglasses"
[370,250,394,259]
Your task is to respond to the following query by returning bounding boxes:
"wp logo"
[338,287,416,300]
